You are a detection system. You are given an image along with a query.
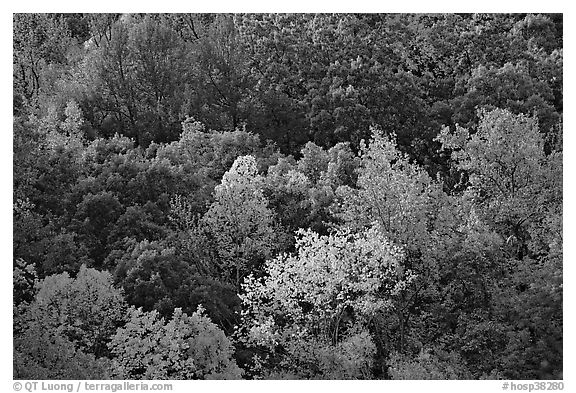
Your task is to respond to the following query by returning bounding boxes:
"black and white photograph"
[11,10,565,385]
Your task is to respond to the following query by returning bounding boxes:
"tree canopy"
[13,13,562,380]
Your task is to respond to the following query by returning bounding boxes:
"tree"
[387,348,471,379]
[331,126,508,369]
[14,111,91,277]
[263,141,359,238]
[193,15,255,131]
[108,306,242,379]
[155,118,273,188]
[17,107,87,218]
[236,14,433,153]
[436,108,561,257]
[12,13,563,381]
[202,155,277,289]
[237,225,415,378]
[19,265,127,356]
[14,327,109,379]
[13,258,38,308]
[335,128,438,251]
[90,15,194,144]
[113,238,241,333]
[451,62,560,149]
[13,14,73,113]
[14,266,127,379]
[71,191,124,266]
[435,108,562,379]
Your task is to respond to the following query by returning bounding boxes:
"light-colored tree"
[436,108,562,258]
[237,225,415,378]
[13,265,127,379]
[19,265,127,357]
[14,321,110,380]
[334,128,438,252]
[61,100,85,136]
[202,155,276,289]
[108,306,242,379]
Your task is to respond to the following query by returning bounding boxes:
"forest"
[13,13,562,380]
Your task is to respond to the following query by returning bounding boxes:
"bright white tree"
[237,224,415,378]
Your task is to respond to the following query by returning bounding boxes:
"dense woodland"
[13,13,562,380]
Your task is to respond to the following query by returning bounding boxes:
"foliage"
[113,237,241,333]
[13,258,38,307]
[335,128,438,250]
[436,108,562,258]
[237,225,415,378]
[14,328,110,379]
[13,13,562,380]
[14,266,127,379]
[388,348,471,379]
[108,306,242,379]
[202,155,277,288]
[432,108,562,378]
[20,265,127,357]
